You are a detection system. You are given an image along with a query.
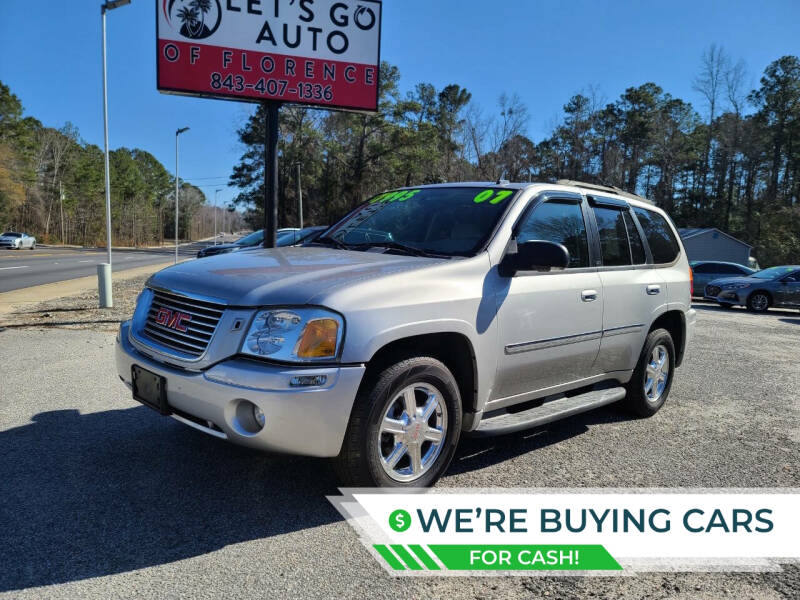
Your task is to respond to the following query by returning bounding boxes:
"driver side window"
[517,200,590,268]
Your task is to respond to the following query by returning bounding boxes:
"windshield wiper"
[349,241,449,258]
[313,236,351,250]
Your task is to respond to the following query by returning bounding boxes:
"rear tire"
[624,328,675,417]
[333,356,462,488]
[747,292,770,312]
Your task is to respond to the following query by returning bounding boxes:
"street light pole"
[214,189,220,245]
[98,0,131,308]
[175,127,189,264]
[295,162,303,229]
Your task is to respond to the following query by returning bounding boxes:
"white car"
[0,231,36,249]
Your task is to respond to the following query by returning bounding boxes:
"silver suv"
[115,182,695,487]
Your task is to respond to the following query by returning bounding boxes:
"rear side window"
[517,200,590,268]
[623,211,646,264]
[592,206,632,266]
[633,207,680,264]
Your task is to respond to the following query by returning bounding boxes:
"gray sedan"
[704,265,800,312]
[690,261,753,296]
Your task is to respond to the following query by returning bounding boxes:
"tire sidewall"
[364,359,462,488]
[632,329,676,416]
[747,292,770,312]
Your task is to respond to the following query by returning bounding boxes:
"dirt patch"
[0,274,148,332]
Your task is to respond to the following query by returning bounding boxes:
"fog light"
[252,404,266,428]
[290,375,328,387]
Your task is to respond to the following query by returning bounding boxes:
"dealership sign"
[156,0,382,111]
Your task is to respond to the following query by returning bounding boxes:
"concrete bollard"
[97,263,113,308]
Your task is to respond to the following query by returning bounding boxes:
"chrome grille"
[706,285,721,297]
[142,289,225,357]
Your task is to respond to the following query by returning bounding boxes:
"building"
[678,228,753,267]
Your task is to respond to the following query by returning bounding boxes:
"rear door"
[588,197,667,374]
[492,193,603,403]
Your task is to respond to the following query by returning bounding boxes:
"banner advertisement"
[329,489,800,576]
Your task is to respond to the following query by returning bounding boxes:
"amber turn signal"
[295,318,339,358]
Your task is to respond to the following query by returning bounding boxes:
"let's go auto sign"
[157,0,381,111]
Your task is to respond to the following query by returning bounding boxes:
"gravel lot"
[1,303,798,599]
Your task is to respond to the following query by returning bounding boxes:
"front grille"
[142,289,225,357]
[706,285,721,296]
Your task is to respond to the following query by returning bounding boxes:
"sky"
[1,0,799,211]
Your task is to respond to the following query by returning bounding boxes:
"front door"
[492,195,603,404]
[776,270,800,306]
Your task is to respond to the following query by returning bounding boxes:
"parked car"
[689,261,754,296]
[116,181,695,487]
[0,231,36,249]
[704,265,800,312]
[196,227,325,258]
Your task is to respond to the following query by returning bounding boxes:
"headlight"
[722,283,751,290]
[241,308,344,362]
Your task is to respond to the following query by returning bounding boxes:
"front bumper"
[116,320,365,457]
[703,287,746,306]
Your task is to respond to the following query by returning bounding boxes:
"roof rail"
[556,179,654,205]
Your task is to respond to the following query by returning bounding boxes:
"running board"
[474,386,626,436]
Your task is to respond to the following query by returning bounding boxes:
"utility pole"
[174,126,189,264]
[295,162,303,229]
[214,188,220,245]
[59,182,65,244]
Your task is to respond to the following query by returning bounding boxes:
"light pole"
[174,126,189,264]
[214,188,221,245]
[98,0,130,308]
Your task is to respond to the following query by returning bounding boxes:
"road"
[0,239,228,293]
[1,304,798,598]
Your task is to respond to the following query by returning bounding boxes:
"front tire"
[334,356,462,487]
[747,292,770,312]
[624,328,675,417]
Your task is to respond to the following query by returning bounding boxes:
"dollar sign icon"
[389,509,411,532]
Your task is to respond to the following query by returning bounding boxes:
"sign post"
[156,0,382,247]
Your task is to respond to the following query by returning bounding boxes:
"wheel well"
[363,333,478,413]
[650,310,686,367]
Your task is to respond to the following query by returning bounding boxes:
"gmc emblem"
[155,308,192,333]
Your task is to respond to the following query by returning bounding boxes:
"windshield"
[750,266,800,279]
[235,230,264,246]
[322,187,517,256]
[2,232,21,238]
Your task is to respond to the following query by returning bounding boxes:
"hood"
[706,276,756,287]
[148,246,441,306]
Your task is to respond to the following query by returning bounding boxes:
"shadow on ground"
[452,404,630,475]
[0,402,631,591]
[0,407,339,592]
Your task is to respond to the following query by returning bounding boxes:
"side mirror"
[500,240,570,276]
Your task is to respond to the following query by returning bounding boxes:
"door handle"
[646,284,661,295]
[581,289,598,302]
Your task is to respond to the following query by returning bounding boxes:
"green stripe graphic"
[427,544,622,571]
[408,544,441,570]
[390,544,423,570]
[373,545,405,570]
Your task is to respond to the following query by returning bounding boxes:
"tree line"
[0,81,243,247]
[231,50,799,265]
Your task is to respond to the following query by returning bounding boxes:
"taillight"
[689,267,694,296]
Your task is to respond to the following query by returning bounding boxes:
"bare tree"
[693,44,729,200]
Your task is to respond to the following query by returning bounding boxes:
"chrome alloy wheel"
[750,293,769,311]
[378,383,448,483]
[644,344,669,403]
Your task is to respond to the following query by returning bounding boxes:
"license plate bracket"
[131,365,171,415]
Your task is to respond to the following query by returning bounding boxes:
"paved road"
[0,239,231,293]
[0,305,798,598]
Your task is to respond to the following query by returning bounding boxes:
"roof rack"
[556,180,654,205]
